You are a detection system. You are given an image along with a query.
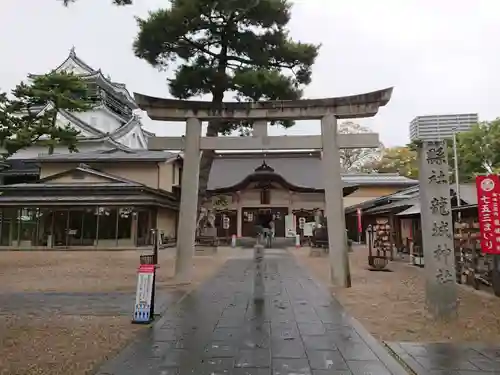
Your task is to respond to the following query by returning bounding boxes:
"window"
[19,208,38,243]
[260,189,270,205]
[97,207,117,240]
[172,165,176,185]
[81,208,97,245]
[117,208,133,239]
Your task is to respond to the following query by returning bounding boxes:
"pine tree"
[0,72,93,159]
[134,0,319,202]
[61,0,131,5]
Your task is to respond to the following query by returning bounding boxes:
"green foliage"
[452,119,500,181]
[0,72,93,159]
[364,146,418,178]
[133,0,320,134]
[134,0,319,202]
[338,122,384,172]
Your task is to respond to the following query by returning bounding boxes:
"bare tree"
[338,121,384,172]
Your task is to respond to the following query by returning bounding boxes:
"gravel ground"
[0,248,233,293]
[0,315,141,375]
[0,248,237,375]
[292,246,500,344]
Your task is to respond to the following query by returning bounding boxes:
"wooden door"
[241,207,289,237]
[241,208,259,237]
[271,207,288,237]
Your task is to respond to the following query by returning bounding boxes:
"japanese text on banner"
[475,175,500,254]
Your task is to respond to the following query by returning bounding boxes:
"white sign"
[133,264,155,323]
[298,217,306,229]
[303,222,315,237]
[285,214,295,237]
[222,215,230,229]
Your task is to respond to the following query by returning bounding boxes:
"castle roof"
[25,47,155,151]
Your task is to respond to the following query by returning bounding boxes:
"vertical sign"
[356,208,362,233]
[418,140,457,319]
[285,214,295,237]
[476,175,500,254]
[132,264,155,323]
[222,215,230,230]
[298,217,306,230]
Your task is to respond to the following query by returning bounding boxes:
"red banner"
[356,208,362,233]
[476,175,500,254]
[138,264,155,273]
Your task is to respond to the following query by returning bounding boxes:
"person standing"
[256,211,273,246]
[269,219,275,246]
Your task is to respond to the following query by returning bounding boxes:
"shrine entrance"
[134,87,393,287]
[241,207,288,237]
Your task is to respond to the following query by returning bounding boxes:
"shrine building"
[0,149,416,249]
[205,151,417,238]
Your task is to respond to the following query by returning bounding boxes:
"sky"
[0,0,498,147]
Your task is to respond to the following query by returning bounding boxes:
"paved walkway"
[387,342,500,374]
[96,249,407,375]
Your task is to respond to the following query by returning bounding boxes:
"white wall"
[74,107,123,134]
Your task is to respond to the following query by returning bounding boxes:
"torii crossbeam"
[134,87,394,288]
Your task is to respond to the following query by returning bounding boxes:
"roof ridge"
[35,162,140,186]
[74,163,141,185]
[59,109,106,137]
[50,49,137,109]
[79,71,138,108]
[68,48,96,73]
[51,47,97,75]
[109,116,138,138]
[25,104,105,138]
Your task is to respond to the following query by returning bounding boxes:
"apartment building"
[409,113,478,141]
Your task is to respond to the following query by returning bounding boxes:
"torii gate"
[134,88,393,288]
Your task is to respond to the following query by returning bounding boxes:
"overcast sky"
[0,0,498,146]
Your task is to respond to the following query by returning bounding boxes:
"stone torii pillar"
[134,88,393,287]
[321,113,350,286]
[174,117,202,282]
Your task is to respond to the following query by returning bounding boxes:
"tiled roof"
[344,184,419,214]
[37,163,141,185]
[389,185,420,199]
[364,197,419,214]
[32,149,178,163]
[396,204,421,216]
[453,183,477,205]
[0,195,167,204]
[0,160,39,175]
[207,153,417,190]
[341,174,416,185]
[356,183,477,216]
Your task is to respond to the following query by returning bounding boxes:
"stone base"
[309,248,326,257]
[195,245,217,255]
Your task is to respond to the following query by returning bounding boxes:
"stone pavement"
[96,248,407,375]
[387,342,500,374]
